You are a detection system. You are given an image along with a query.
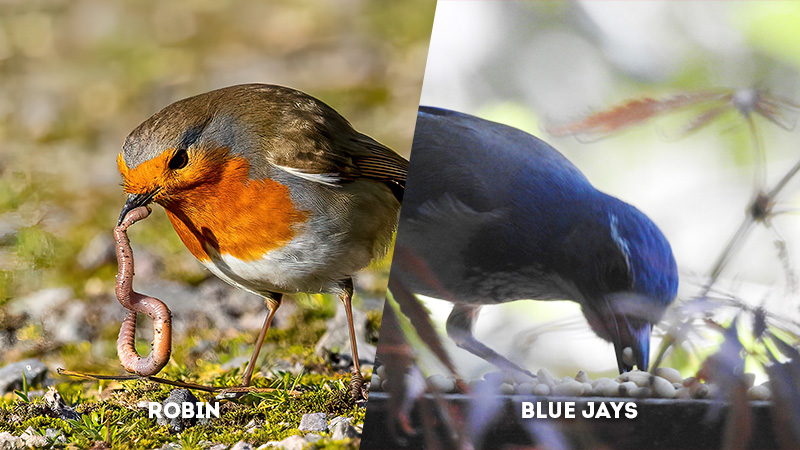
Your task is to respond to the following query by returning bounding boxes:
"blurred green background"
[416,1,800,380]
[0,0,434,374]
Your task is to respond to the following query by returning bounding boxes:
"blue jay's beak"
[584,292,658,372]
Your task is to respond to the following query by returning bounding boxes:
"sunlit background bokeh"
[414,1,800,381]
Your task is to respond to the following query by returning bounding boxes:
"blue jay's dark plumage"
[393,106,679,374]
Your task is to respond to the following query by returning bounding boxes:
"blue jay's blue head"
[558,196,679,372]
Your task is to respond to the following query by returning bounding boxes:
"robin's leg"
[241,293,283,387]
[338,278,365,400]
[446,304,536,379]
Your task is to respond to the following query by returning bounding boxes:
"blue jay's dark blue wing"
[394,106,679,373]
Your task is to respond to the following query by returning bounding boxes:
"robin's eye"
[168,149,189,170]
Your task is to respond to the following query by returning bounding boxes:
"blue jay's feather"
[394,106,679,373]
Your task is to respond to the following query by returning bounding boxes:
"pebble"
[44,386,80,421]
[230,442,254,450]
[0,431,20,449]
[329,416,359,440]
[155,389,200,433]
[267,435,306,450]
[298,413,327,432]
[0,359,49,395]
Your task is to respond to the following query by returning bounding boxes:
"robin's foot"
[349,368,367,402]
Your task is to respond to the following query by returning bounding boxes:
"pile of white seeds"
[370,366,772,401]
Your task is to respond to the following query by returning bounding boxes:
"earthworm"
[114,205,172,376]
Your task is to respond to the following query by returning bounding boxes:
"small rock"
[270,435,306,450]
[209,444,228,450]
[230,442,254,450]
[304,434,322,443]
[155,389,200,433]
[329,416,359,440]
[0,359,49,395]
[45,428,66,444]
[298,412,327,432]
[20,426,47,448]
[0,431,21,449]
[44,386,80,421]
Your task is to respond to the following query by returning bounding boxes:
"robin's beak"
[118,191,158,225]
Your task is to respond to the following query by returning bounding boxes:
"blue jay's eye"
[168,149,189,170]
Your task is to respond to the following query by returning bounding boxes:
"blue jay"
[392,107,679,373]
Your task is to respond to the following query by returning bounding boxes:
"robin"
[116,83,408,397]
[393,107,678,374]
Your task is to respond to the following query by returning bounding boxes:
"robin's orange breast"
[163,154,308,263]
[118,147,308,263]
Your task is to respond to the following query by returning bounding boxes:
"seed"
[746,385,770,400]
[630,387,652,398]
[682,376,696,387]
[622,347,636,367]
[376,365,386,379]
[676,387,691,399]
[428,374,456,393]
[533,383,551,396]
[537,368,557,389]
[500,383,515,395]
[619,381,637,397]
[581,382,593,396]
[469,379,488,391]
[371,374,382,390]
[689,383,708,399]
[743,373,756,388]
[516,382,536,396]
[575,370,590,384]
[651,376,676,398]
[591,377,613,388]
[598,380,620,397]
[618,371,651,387]
[553,380,584,397]
[654,367,682,384]
[672,382,683,389]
